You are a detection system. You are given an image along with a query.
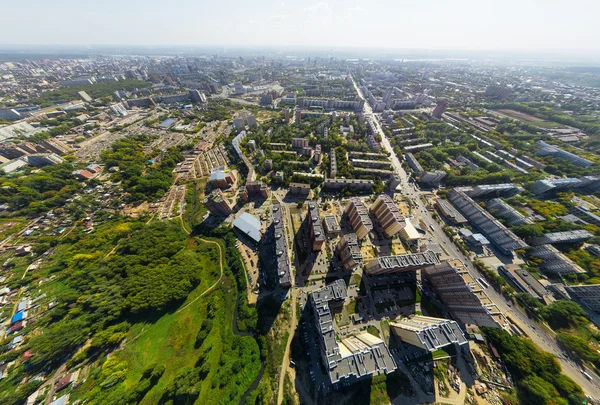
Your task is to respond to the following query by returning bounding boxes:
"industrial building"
[345,197,373,240]
[307,202,326,251]
[487,198,532,226]
[390,315,467,351]
[233,212,262,244]
[464,184,520,198]
[530,244,586,275]
[448,189,527,256]
[498,265,553,304]
[311,280,396,385]
[370,194,405,238]
[338,233,363,270]
[536,140,593,168]
[435,198,468,225]
[422,260,508,328]
[364,251,440,275]
[272,204,292,287]
[565,285,600,313]
[532,230,593,246]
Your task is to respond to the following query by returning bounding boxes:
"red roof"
[9,321,23,333]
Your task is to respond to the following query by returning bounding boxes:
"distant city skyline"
[2,0,599,56]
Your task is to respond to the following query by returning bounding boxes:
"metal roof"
[233,212,262,243]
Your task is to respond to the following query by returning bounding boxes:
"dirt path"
[276,289,298,405]
[175,215,224,314]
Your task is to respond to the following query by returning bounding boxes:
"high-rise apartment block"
[338,233,363,270]
[204,189,233,216]
[307,202,326,251]
[345,198,373,240]
[370,194,405,238]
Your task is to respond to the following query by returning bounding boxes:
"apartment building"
[204,189,233,216]
[273,204,292,287]
[311,280,396,385]
[390,315,467,351]
[323,179,374,192]
[370,194,405,238]
[422,260,508,328]
[307,202,326,251]
[364,251,440,275]
[338,233,363,270]
[330,148,337,178]
[345,197,373,240]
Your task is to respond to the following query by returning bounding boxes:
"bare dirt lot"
[496,109,543,122]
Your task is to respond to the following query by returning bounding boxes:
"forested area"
[0,163,82,214]
[483,328,585,405]
[100,135,183,201]
[0,218,263,405]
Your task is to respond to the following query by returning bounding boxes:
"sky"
[2,0,598,54]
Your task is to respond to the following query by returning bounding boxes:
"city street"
[352,75,600,398]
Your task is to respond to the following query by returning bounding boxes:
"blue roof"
[11,311,24,324]
[210,171,227,182]
[159,118,177,128]
[233,213,262,243]
[50,395,68,405]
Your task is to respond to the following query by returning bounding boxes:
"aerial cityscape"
[1,2,600,405]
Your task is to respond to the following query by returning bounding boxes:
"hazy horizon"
[3,0,599,57]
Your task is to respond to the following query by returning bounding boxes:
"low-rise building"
[435,198,468,225]
[530,244,585,275]
[499,264,553,304]
[390,315,467,351]
[233,212,262,244]
[289,182,310,196]
[565,285,600,313]
[323,215,341,237]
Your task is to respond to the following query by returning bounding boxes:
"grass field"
[73,238,261,405]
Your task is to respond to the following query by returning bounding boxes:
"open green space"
[30,79,150,106]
